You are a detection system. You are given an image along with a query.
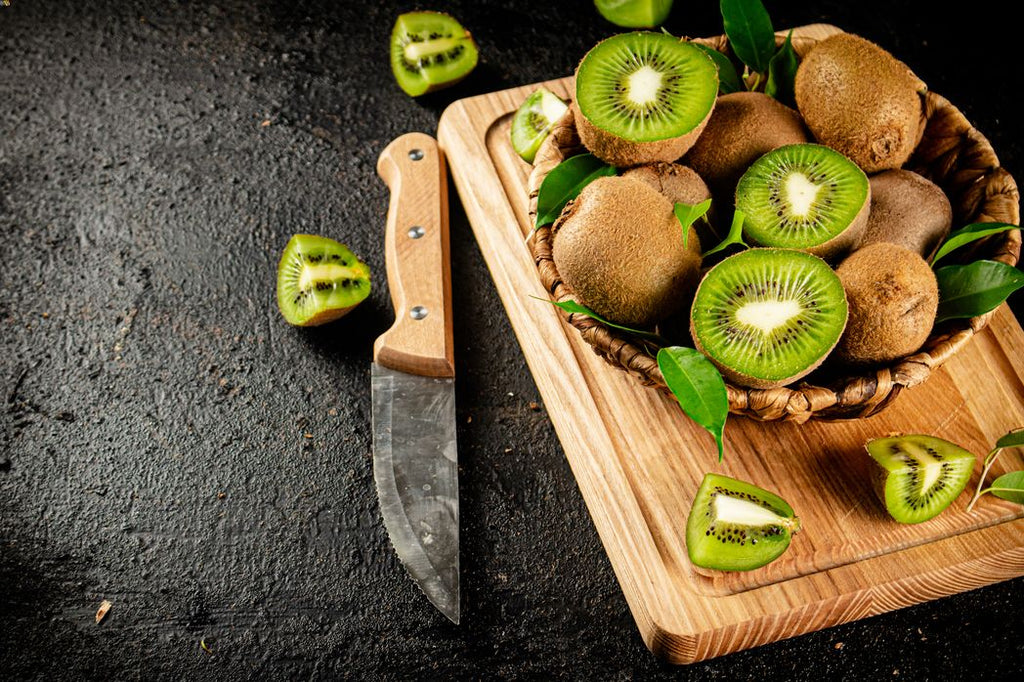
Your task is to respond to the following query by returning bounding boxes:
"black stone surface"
[1,1,1021,679]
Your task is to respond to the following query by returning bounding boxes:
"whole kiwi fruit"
[795,32,927,173]
[858,169,953,259]
[683,92,810,209]
[834,242,939,365]
[552,175,702,327]
[622,162,717,244]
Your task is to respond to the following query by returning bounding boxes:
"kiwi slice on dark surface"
[572,31,718,167]
[276,234,371,327]
[510,87,569,164]
[595,0,674,28]
[686,472,800,572]
[690,248,848,389]
[735,143,869,262]
[866,435,975,524]
[390,11,478,97]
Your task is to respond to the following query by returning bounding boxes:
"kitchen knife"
[371,132,459,624]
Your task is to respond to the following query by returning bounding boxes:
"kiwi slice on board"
[686,472,800,572]
[276,234,371,327]
[510,88,569,164]
[866,435,975,524]
[390,11,478,97]
[735,143,870,262]
[572,31,718,167]
[595,0,674,28]
[690,248,848,389]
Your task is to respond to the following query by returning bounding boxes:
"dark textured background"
[1,1,1021,679]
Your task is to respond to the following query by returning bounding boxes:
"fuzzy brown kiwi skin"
[688,248,848,390]
[858,169,953,260]
[795,32,927,174]
[622,162,718,244]
[552,175,702,327]
[684,92,810,210]
[834,242,939,365]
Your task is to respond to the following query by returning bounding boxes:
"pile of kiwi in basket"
[546,31,951,390]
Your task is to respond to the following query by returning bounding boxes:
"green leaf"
[535,153,618,228]
[702,208,748,258]
[657,346,729,461]
[935,260,1024,323]
[765,30,798,106]
[995,427,1024,450]
[988,471,1024,504]
[693,43,743,95]
[931,222,1019,266]
[719,0,776,74]
[595,0,674,28]
[531,296,664,341]
[674,199,712,250]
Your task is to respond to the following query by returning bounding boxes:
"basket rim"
[527,26,1022,423]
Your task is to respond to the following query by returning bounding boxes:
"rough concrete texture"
[1,0,1021,679]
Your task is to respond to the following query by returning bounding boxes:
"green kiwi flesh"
[276,234,371,326]
[595,0,674,28]
[866,435,975,524]
[686,472,800,572]
[510,88,569,164]
[390,11,478,97]
[690,248,848,389]
[735,143,869,262]
[573,31,718,166]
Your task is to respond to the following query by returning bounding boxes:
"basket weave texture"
[527,25,1021,423]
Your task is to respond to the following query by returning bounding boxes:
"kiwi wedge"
[276,234,371,327]
[686,472,800,572]
[572,31,718,167]
[595,0,674,28]
[390,11,478,97]
[735,143,870,262]
[510,88,569,164]
[866,435,975,524]
[690,248,848,389]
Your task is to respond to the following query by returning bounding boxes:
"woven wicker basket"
[527,24,1021,423]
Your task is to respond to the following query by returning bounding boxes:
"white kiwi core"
[785,172,822,217]
[298,264,360,291]
[714,494,788,526]
[735,299,803,334]
[899,441,946,493]
[626,66,663,105]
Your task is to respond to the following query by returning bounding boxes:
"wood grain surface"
[374,133,455,378]
[437,76,1024,664]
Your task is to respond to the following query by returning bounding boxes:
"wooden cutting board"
[437,77,1024,664]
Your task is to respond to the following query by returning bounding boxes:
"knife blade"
[371,132,459,624]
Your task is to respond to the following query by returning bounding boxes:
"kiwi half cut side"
[276,234,371,327]
[735,143,870,262]
[866,435,975,524]
[572,31,718,167]
[690,248,848,389]
[686,472,800,572]
[390,11,478,97]
[510,87,569,164]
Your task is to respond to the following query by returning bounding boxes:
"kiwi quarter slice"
[686,472,800,572]
[510,87,569,164]
[735,143,870,262]
[276,234,371,327]
[572,31,718,167]
[690,248,848,389]
[866,435,975,524]
[390,11,478,97]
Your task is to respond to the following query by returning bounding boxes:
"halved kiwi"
[735,143,870,262]
[572,31,718,167]
[686,472,800,572]
[510,88,569,164]
[390,11,478,97]
[276,234,371,326]
[690,248,848,389]
[866,435,975,524]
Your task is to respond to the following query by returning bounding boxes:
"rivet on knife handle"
[374,132,454,378]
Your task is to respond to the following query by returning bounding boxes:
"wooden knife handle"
[373,133,454,378]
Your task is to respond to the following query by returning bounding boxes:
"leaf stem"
[966,446,1003,512]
